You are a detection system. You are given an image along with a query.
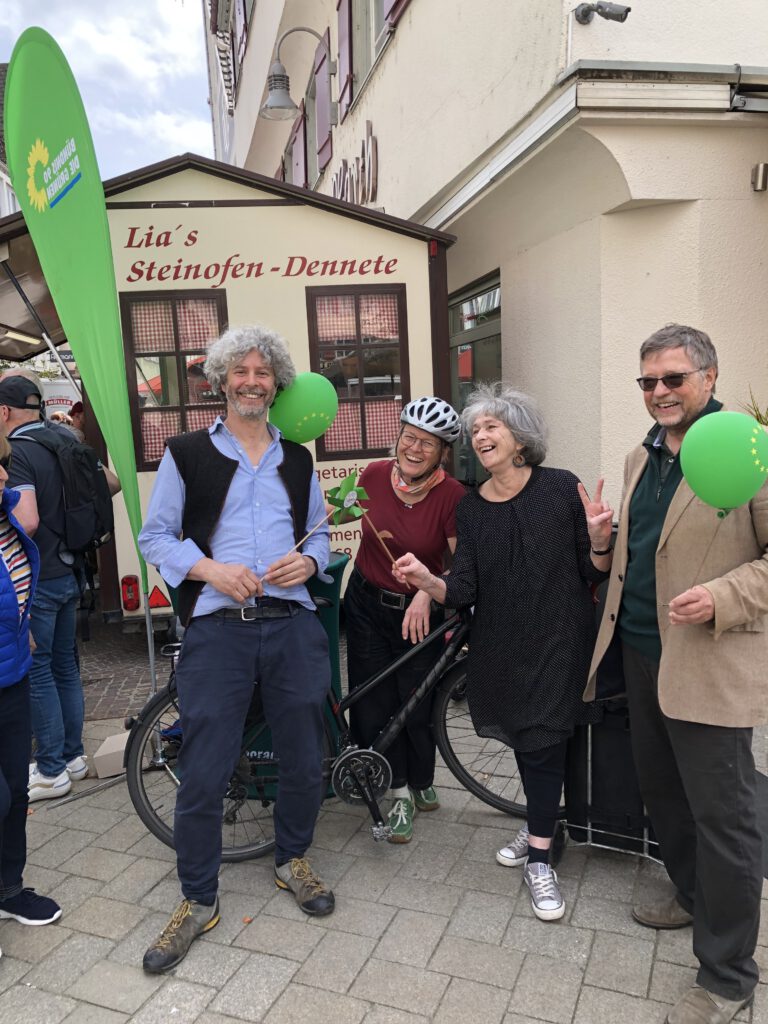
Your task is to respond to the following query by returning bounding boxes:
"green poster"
[3,27,146,589]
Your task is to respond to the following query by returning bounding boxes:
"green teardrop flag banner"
[3,27,146,589]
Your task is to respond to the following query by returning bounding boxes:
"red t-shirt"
[354,460,466,592]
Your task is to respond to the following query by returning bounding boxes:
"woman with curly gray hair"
[395,383,612,923]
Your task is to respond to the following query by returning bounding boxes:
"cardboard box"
[93,731,129,779]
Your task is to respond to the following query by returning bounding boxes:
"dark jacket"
[0,487,40,688]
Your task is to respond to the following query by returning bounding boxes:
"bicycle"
[124,607,530,862]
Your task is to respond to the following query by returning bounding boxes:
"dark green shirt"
[619,397,722,661]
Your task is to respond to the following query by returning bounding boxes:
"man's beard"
[225,384,274,419]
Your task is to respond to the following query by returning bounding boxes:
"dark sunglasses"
[636,369,704,393]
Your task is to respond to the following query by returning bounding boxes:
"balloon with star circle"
[269,372,338,443]
[680,411,768,513]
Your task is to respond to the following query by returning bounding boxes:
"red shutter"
[289,102,308,189]
[337,0,353,123]
[314,29,333,171]
[383,0,411,26]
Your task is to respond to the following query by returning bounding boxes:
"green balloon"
[269,372,339,443]
[680,411,768,511]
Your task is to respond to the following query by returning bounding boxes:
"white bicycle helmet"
[400,396,462,444]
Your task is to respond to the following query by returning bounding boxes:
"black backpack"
[16,428,115,555]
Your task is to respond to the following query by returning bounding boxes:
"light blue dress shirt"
[138,417,331,616]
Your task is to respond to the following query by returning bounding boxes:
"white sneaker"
[28,768,71,803]
[523,862,565,921]
[496,822,530,867]
[66,756,89,781]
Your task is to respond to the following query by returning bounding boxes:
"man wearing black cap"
[0,376,88,802]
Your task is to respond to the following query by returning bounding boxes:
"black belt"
[352,567,413,611]
[211,599,300,621]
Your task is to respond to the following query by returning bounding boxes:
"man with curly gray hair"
[139,324,335,974]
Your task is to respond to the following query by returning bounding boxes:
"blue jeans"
[29,573,85,778]
[0,677,31,899]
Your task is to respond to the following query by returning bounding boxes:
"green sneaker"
[387,796,415,843]
[412,786,440,812]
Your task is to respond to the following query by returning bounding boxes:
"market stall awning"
[0,222,67,360]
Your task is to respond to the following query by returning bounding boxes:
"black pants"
[0,676,31,901]
[622,642,761,1000]
[515,740,568,839]
[173,608,330,903]
[345,570,444,791]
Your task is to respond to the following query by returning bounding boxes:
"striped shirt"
[0,510,32,617]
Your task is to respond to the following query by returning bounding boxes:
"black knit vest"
[166,430,314,625]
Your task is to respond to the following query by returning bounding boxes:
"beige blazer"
[585,444,768,727]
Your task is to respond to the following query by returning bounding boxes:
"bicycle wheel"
[433,660,527,816]
[125,685,279,862]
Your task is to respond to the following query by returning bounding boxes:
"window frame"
[306,283,411,462]
[120,289,229,471]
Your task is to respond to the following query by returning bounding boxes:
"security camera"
[574,3,631,24]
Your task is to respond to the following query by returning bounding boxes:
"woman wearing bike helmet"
[394,384,609,922]
[345,397,466,843]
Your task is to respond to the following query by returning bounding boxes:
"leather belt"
[351,567,412,611]
[212,599,299,621]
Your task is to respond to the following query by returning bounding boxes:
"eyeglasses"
[636,369,704,393]
[400,431,439,454]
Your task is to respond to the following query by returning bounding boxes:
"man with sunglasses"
[584,324,768,1024]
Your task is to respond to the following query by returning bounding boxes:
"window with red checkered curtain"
[120,290,228,469]
[307,285,410,460]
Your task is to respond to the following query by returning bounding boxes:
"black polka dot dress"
[444,466,603,752]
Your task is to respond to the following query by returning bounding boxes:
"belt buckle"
[240,605,260,621]
[380,591,406,611]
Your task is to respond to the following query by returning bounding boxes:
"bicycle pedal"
[371,823,393,842]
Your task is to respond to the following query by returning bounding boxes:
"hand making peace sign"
[577,478,614,555]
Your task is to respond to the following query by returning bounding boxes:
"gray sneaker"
[523,862,565,921]
[496,822,530,867]
[142,897,220,973]
[275,857,335,916]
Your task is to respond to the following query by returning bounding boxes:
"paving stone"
[18,863,68,894]
[379,876,462,917]
[573,985,669,1023]
[313,810,369,851]
[342,831,415,861]
[37,803,125,834]
[173,940,251,988]
[47,873,105,912]
[648,960,697,1005]
[406,816,476,850]
[0,985,75,1024]
[65,960,163,1012]
[263,890,397,939]
[199,891,260,946]
[350,959,450,1017]
[503,1016,549,1024]
[396,841,462,882]
[584,931,654,997]
[0,920,70,962]
[374,908,448,968]
[210,952,298,1021]
[195,1015,252,1024]
[579,851,638,902]
[62,895,148,940]
[140,877,184,913]
[502,914,594,966]
[447,890,516,943]
[22,933,115,994]
[363,1009,430,1024]
[336,855,404,899]
[299,846,357,887]
[234,913,323,960]
[80,781,133,812]
[570,895,650,938]
[462,825,524,863]
[295,929,376,992]
[265,982,369,1023]
[98,857,174,901]
[127,833,178,863]
[62,1005,128,1024]
[217,859,275,895]
[429,935,524,990]
[434,977,510,1024]
[444,857,526,898]
[91,814,151,852]
[655,924,698,969]
[108,911,172,966]
[27,826,94,868]
[128,978,216,1023]
[0,954,31,992]
[25,820,65,852]
[752,983,768,1024]
[510,954,584,1024]
[60,846,136,882]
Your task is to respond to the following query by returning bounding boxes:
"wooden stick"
[361,509,411,590]
[256,509,335,583]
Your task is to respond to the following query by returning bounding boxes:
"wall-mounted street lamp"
[574,3,631,24]
[259,26,336,121]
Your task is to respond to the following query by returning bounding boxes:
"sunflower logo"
[26,139,49,213]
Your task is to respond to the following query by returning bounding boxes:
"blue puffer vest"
[0,487,40,688]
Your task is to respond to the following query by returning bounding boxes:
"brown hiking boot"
[274,857,335,916]
[142,897,220,973]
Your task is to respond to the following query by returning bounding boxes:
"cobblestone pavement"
[3,622,767,1023]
